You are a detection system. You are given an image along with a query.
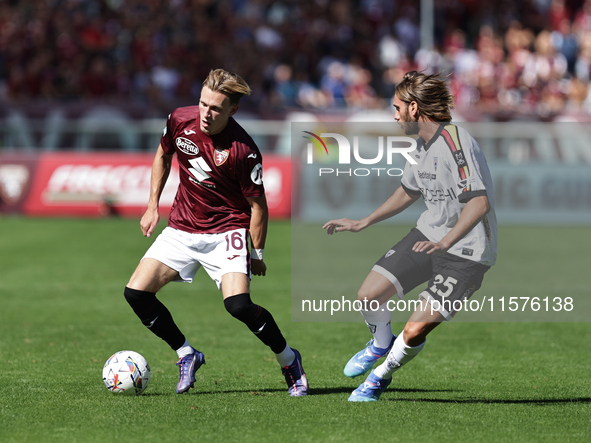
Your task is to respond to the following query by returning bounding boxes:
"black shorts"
[373,228,490,319]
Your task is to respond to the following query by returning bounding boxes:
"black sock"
[124,286,185,351]
[224,293,287,354]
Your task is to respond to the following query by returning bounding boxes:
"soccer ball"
[102,350,151,395]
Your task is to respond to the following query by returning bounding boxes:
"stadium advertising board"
[0,152,291,218]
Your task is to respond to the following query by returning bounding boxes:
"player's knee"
[224,293,257,321]
[126,272,152,293]
[124,286,155,306]
[357,286,380,303]
[124,286,159,319]
[125,286,142,303]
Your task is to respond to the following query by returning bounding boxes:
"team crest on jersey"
[433,156,438,171]
[214,148,230,166]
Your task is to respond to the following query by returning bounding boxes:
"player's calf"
[123,286,186,350]
[223,293,287,354]
[224,293,308,396]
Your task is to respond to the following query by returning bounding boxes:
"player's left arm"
[413,194,490,254]
[246,194,268,276]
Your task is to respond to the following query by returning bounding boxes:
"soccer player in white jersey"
[124,69,307,396]
[323,70,497,402]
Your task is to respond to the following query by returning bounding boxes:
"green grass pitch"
[1,217,590,442]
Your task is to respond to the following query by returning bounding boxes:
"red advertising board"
[0,152,292,219]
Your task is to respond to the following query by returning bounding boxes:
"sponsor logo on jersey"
[418,171,436,180]
[175,137,199,155]
[250,163,263,185]
[191,177,216,189]
[214,148,230,166]
[184,129,196,135]
[461,247,474,256]
[420,186,457,202]
[248,153,257,159]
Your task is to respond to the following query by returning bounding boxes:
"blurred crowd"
[1,0,591,118]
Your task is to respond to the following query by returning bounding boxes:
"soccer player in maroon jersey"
[123,69,307,396]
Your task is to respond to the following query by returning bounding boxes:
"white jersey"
[401,124,497,266]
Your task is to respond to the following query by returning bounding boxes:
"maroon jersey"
[160,106,265,234]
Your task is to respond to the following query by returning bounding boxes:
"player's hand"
[140,207,160,237]
[412,240,449,255]
[322,218,365,235]
[251,259,267,276]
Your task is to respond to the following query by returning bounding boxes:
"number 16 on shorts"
[225,231,246,254]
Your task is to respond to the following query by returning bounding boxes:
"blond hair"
[395,71,455,122]
[203,69,252,105]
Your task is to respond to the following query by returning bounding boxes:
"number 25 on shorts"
[429,274,458,298]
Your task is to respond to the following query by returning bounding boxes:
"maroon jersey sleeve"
[230,127,265,199]
[160,112,176,155]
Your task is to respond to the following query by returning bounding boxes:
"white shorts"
[142,227,250,290]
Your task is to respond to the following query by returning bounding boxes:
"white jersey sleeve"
[400,150,422,196]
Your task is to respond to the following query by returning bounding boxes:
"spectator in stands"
[1,0,591,119]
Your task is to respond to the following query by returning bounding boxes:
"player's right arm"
[140,144,173,237]
[323,185,420,235]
